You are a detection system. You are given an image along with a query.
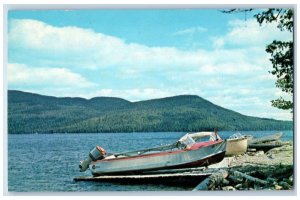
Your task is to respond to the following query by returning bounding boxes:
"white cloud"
[251,111,293,121]
[124,88,173,101]
[86,86,293,121]
[173,26,207,36]
[9,18,292,72]
[9,19,279,76]
[97,89,113,96]
[274,88,293,101]
[8,19,209,70]
[95,88,174,101]
[9,19,124,53]
[7,19,294,120]
[8,63,95,88]
[212,37,225,49]
[224,19,292,47]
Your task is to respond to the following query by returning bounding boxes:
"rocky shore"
[194,141,294,191]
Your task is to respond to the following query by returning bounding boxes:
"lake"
[7,130,293,192]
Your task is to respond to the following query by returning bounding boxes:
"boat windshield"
[188,132,221,142]
[229,132,244,139]
[178,134,196,148]
[193,135,212,142]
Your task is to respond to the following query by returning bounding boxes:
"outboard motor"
[79,146,106,172]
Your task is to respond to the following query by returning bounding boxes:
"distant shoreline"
[7,130,294,134]
[8,90,293,134]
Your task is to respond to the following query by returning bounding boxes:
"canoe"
[248,132,283,144]
[247,143,284,152]
[79,132,227,176]
[244,135,253,142]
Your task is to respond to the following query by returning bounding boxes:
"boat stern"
[79,146,106,172]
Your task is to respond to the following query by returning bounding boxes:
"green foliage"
[255,9,294,111]
[255,9,293,32]
[271,97,293,110]
[8,90,293,134]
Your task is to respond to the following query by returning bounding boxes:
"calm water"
[8,131,293,192]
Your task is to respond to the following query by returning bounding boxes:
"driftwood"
[249,133,283,144]
[193,170,228,191]
[230,170,268,186]
[262,165,293,180]
[232,164,293,181]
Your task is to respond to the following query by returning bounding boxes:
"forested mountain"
[8,90,293,134]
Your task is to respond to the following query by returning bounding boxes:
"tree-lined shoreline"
[8,90,293,134]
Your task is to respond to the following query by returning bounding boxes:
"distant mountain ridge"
[8,90,293,134]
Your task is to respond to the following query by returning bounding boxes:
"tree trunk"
[193,170,229,191]
[230,170,268,185]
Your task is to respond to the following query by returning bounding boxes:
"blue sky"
[7,9,293,120]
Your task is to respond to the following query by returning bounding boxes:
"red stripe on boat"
[188,140,220,150]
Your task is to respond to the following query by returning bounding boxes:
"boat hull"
[225,137,248,156]
[90,140,226,176]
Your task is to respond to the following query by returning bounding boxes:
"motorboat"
[79,132,227,176]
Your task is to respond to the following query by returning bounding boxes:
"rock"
[222,186,236,191]
[267,144,293,155]
[267,154,275,159]
[266,177,277,185]
[278,181,291,190]
[248,152,256,156]
[282,178,289,183]
[275,185,283,190]
[255,151,264,156]
[254,184,262,190]
[222,179,230,185]
[234,183,243,189]
[242,182,250,188]
[288,175,293,185]
[247,148,256,152]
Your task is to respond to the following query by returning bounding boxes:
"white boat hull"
[225,137,248,156]
[90,140,226,176]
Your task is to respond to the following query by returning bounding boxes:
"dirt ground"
[229,141,293,167]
